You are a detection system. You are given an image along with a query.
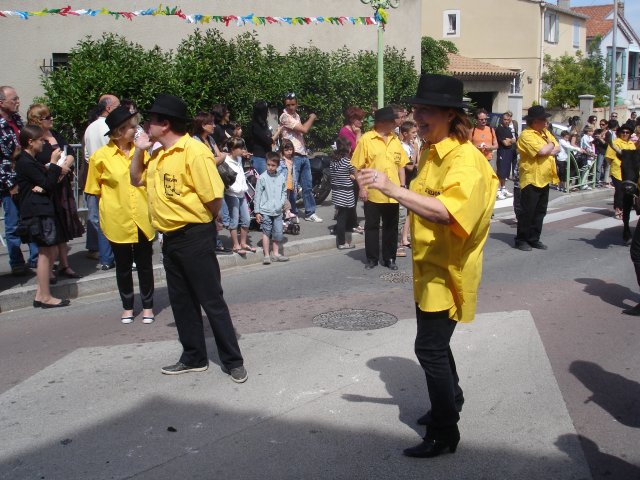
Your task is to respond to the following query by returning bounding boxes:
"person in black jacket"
[15,125,74,308]
[250,100,281,174]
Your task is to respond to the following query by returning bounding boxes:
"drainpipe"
[539,2,546,104]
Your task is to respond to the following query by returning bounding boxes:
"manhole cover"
[379,271,413,283]
[313,309,398,331]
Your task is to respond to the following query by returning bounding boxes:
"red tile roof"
[572,5,614,38]
[447,53,519,78]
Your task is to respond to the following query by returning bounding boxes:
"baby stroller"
[244,158,300,235]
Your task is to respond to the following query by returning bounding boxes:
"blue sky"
[570,0,640,35]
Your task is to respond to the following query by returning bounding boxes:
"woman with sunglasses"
[85,106,156,324]
[606,126,637,221]
[15,125,74,308]
[27,104,85,281]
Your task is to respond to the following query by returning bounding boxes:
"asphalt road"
[1,194,639,479]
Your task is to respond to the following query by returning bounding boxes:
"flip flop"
[396,247,407,257]
[241,245,256,253]
[233,248,247,255]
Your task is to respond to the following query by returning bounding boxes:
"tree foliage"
[41,30,418,149]
[541,38,613,108]
[420,36,458,74]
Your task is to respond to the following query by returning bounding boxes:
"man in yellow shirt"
[130,94,247,383]
[515,105,560,251]
[358,74,498,458]
[351,106,408,270]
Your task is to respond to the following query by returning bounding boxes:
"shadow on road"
[569,360,640,429]
[574,277,640,309]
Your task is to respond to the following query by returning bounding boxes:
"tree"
[420,36,458,74]
[541,38,613,108]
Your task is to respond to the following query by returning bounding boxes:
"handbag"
[217,161,237,190]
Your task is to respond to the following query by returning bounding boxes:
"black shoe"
[622,304,640,316]
[33,300,42,308]
[417,399,464,425]
[229,366,248,383]
[383,260,398,270]
[528,241,548,250]
[161,361,208,375]
[403,437,460,458]
[39,299,71,309]
[515,241,532,251]
[364,260,378,270]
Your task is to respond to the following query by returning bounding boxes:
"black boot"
[403,435,460,458]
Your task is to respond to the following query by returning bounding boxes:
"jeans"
[2,195,38,268]
[85,193,114,266]
[251,156,267,175]
[596,153,605,184]
[335,206,357,246]
[162,222,243,369]
[414,307,462,441]
[224,194,250,230]
[260,214,284,242]
[293,155,316,217]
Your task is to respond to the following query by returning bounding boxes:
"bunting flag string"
[0,5,387,27]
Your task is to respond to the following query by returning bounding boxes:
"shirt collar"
[432,136,462,159]
[164,134,190,155]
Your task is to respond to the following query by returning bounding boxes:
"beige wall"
[422,0,586,110]
[1,0,420,109]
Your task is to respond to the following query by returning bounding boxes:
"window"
[52,53,69,70]
[573,21,580,48]
[443,10,460,38]
[544,12,559,44]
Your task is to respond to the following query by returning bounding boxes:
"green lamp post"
[362,0,399,108]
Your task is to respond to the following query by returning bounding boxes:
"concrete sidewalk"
[0,311,591,480]
[0,187,612,312]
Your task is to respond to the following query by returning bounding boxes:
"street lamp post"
[362,0,399,108]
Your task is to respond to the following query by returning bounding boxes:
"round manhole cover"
[313,309,398,331]
[379,271,413,283]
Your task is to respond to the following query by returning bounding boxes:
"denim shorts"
[260,214,283,242]
[224,194,250,230]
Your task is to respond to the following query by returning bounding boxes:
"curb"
[0,234,361,312]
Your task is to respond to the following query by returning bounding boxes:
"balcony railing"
[629,76,640,91]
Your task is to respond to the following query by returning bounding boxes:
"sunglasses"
[620,131,632,135]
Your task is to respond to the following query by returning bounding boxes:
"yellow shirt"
[605,138,636,181]
[410,137,498,323]
[351,130,409,204]
[516,127,560,189]
[84,141,155,243]
[146,134,224,232]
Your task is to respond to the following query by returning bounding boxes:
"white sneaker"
[501,187,514,198]
[305,214,323,223]
[496,190,506,200]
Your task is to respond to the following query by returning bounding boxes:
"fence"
[563,151,598,192]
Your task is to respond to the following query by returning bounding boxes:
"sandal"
[396,247,407,257]
[241,245,256,253]
[615,210,623,220]
[142,316,155,324]
[232,247,247,255]
[353,225,365,234]
[59,266,83,279]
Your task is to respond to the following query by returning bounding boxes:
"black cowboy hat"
[374,106,396,123]
[104,105,137,136]
[146,94,190,121]
[525,105,552,122]
[404,74,468,109]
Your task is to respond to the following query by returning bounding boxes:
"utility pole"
[609,1,618,117]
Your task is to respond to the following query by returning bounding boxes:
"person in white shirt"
[557,130,587,192]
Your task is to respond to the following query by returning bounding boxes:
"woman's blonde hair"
[26,104,50,127]
[110,117,137,141]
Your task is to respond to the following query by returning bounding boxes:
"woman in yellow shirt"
[85,106,156,325]
[606,125,636,220]
[358,74,498,459]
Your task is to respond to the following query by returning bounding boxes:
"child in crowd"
[278,139,298,220]
[397,121,418,257]
[557,130,587,192]
[255,152,289,264]
[330,136,357,249]
[224,138,255,255]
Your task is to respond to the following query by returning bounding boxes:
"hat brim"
[525,113,552,122]
[404,96,468,110]
[145,106,190,122]
[104,111,138,137]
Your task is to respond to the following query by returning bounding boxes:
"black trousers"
[415,307,463,441]
[364,201,399,263]
[516,184,549,244]
[109,228,154,310]
[162,222,243,370]
[335,206,357,246]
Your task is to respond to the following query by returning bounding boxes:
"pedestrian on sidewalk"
[85,106,156,325]
[515,106,560,251]
[358,74,498,458]
[352,106,409,271]
[330,136,357,249]
[15,125,73,308]
[495,112,517,199]
[223,137,254,256]
[130,94,247,383]
[254,152,288,263]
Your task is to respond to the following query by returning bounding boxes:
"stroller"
[243,157,300,235]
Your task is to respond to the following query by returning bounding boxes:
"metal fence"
[564,152,597,192]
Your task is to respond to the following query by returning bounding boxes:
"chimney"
[558,0,570,9]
